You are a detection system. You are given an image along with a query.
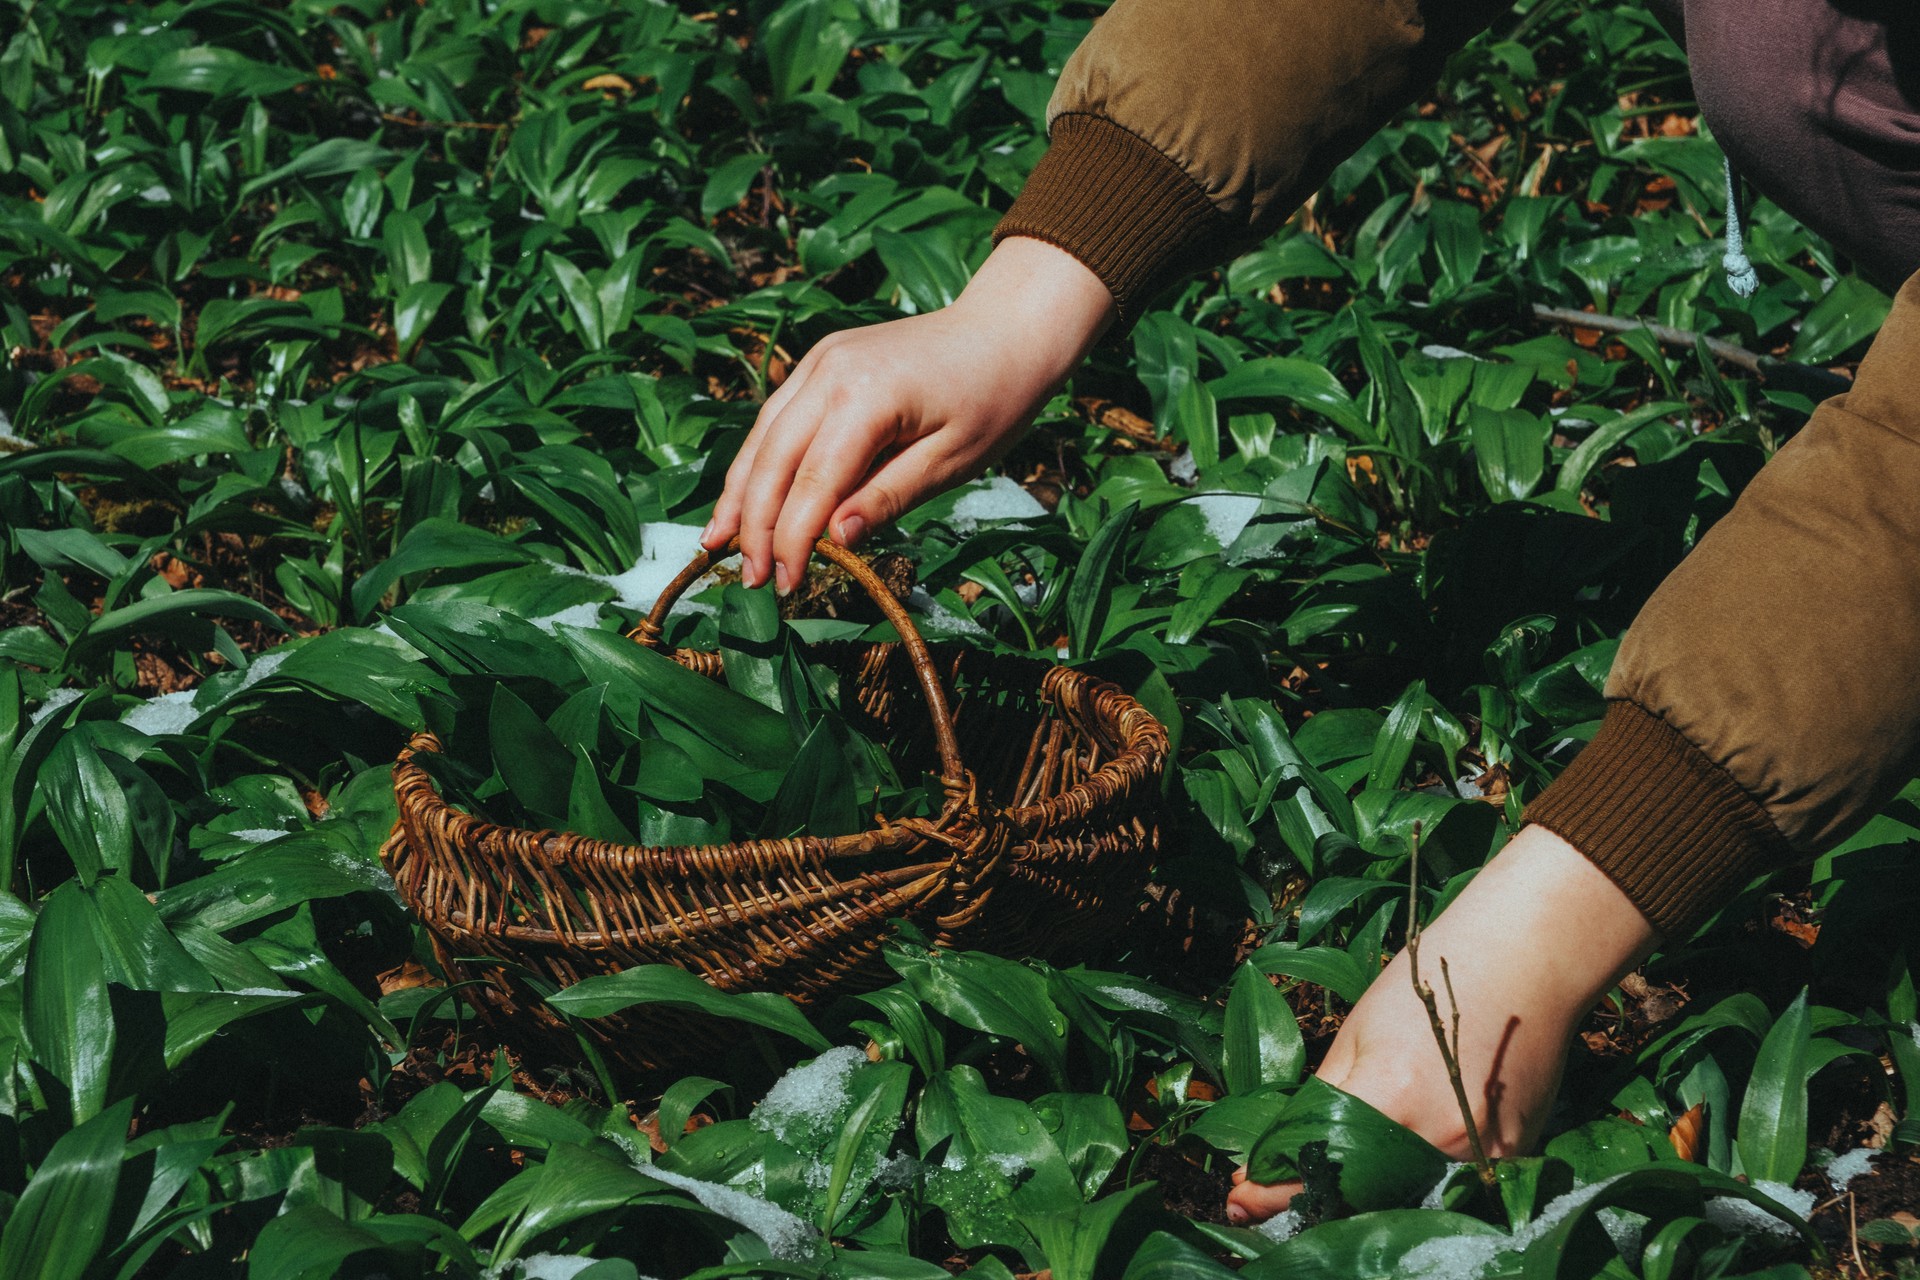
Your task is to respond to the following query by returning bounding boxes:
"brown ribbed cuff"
[1523,700,1796,940]
[994,112,1236,329]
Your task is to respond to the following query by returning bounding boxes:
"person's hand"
[702,236,1117,592]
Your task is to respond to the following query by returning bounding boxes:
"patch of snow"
[752,1046,867,1142]
[1401,1175,1635,1280]
[584,523,731,616]
[122,689,201,737]
[636,1163,818,1261]
[528,602,604,635]
[226,829,294,845]
[1827,1147,1879,1194]
[1704,1180,1814,1240]
[1013,580,1042,608]
[1420,1162,1467,1210]
[907,588,988,638]
[1169,448,1198,485]
[1454,775,1485,800]
[1188,493,1262,547]
[1599,1207,1647,1262]
[1511,1177,1627,1251]
[874,1154,919,1193]
[1091,985,1172,1016]
[947,477,1046,533]
[1255,1209,1303,1242]
[1398,1232,1502,1280]
[511,1256,600,1280]
[984,1151,1027,1179]
[1908,1020,1920,1051]
[29,687,82,726]
[232,649,290,693]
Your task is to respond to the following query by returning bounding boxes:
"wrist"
[952,236,1117,378]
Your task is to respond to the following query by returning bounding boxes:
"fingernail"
[774,562,791,597]
[837,515,866,546]
[742,554,758,585]
[701,517,716,546]
[1225,1205,1247,1226]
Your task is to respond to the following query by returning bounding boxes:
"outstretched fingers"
[702,355,819,565]
[768,414,902,592]
[828,430,979,549]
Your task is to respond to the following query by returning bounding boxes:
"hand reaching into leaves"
[701,236,1117,591]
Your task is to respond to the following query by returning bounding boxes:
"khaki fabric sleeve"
[994,0,1512,322]
[1526,267,1920,938]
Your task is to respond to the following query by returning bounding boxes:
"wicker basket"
[380,537,1168,1072]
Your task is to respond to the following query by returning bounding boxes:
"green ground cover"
[0,0,1917,1276]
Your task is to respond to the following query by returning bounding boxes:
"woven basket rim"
[390,648,1165,878]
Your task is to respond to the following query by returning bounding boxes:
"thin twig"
[1407,821,1498,1189]
[1529,303,1767,375]
[1850,1191,1867,1279]
[1530,303,1856,400]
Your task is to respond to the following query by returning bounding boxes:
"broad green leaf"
[717,582,783,712]
[1222,964,1306,1095]
[875,226,971,314]
[1789,275,1891,363]
[888,947,1070,1088]
[559,627,791,774]
[1245,1077,1451,1211]
[67,588,289,665]
[1469,408,1549,502]
[1067,502,1138,661]
[760,0,865,100]
[40,733,132,884]
[821,1059,912,1231]
[489,684,571,822]
[154,833,394,933]
[0,1098,132,1280]
[1244,940,1382,1013]
[760,715,864,839]
[545,964,829,1051]
[701,152,768,221]
[1737,987,1813,1184]
[1553,401,1682,498]
[1122,1231,1241,1280]
[1241,1209,1504,1280]
[23,881,116,1122]
[1365,679,1428,792]
[1032,1093,1128,1201]
[1210,357,1370,437]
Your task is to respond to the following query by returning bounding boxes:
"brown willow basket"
[380,536,1168,1072]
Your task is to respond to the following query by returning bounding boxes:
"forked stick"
[1406,822,1498,1189]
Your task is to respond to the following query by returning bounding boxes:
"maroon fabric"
[1682,0,1920,291]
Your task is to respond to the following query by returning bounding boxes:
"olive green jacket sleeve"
[1526,267,1920,937]
[994,0,1512,322]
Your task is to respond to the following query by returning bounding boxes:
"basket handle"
[631,535,967,788]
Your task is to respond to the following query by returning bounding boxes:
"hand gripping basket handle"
[632,535,967,789]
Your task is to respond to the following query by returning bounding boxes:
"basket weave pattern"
[381,538,1168,1070]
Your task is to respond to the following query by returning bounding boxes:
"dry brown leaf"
[376,959,439,995]
[1670,1102,1705,1163]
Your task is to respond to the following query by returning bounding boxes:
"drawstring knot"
[1722,155,1759,297]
